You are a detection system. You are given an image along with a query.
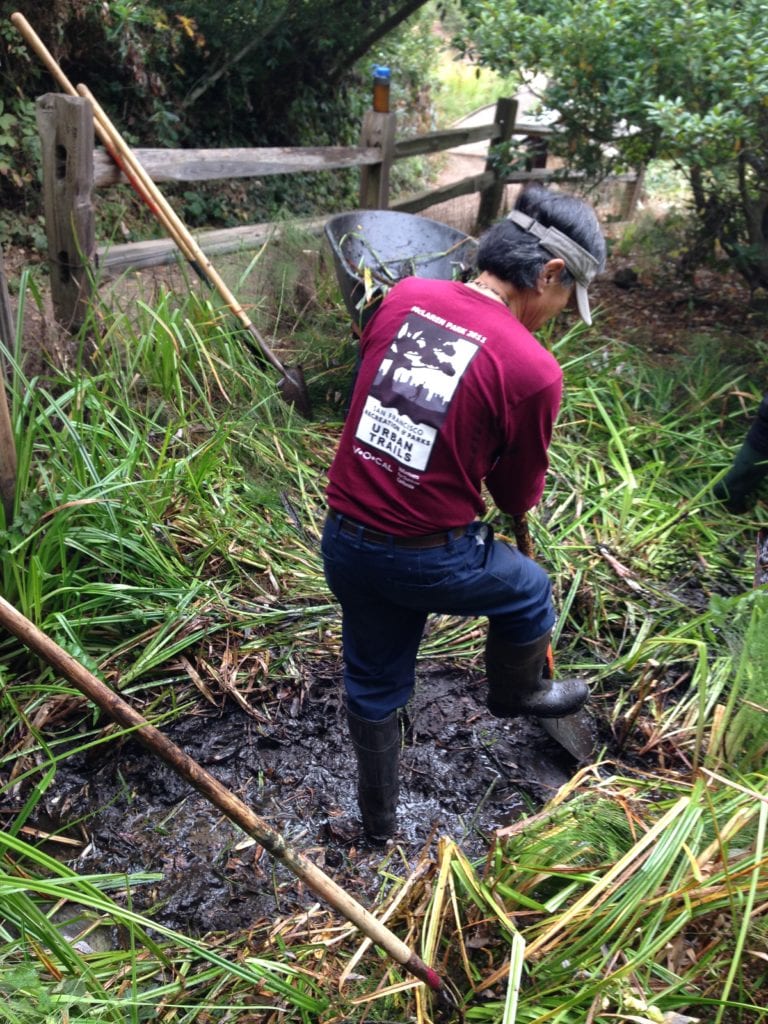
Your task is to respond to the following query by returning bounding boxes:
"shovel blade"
[539,707,596,761]
[277,365,312,419]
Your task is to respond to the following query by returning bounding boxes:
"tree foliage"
[457,0,768,288]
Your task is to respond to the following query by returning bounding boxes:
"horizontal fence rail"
[36,93,640,327]
[92,146,385,186]
[393,122,552,160]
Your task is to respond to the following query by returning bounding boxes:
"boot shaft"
[485,629,589,718]
[347,708,400,842]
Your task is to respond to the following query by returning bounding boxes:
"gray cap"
[507,209,601,325]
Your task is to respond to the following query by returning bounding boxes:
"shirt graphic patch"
[355,310,482,471]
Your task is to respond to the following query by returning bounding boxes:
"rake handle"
[0,594,446,996]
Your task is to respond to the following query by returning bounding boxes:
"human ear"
[540,258,566,286]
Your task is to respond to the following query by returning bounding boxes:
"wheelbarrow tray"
[325,210,477,332]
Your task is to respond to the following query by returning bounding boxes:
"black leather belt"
[327,509,467,549]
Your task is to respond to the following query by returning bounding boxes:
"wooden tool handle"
[0,593,444,995]
[513,512,555,676]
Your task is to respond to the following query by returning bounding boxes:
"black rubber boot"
[713,440,768,513]
[346,707,400,843]
[485,629,589,718]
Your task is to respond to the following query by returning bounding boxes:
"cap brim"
[575,283,592,326]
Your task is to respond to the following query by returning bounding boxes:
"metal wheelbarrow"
[324,210,477,333]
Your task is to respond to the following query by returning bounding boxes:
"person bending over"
[322,185,606,842]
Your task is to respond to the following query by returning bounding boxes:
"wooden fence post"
[358,110,397,209]
[0,249,17,525]
[35,93,95,330]
[476,97,519,231]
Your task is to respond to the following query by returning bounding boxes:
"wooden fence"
[36,94,641,328]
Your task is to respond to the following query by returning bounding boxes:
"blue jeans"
[321,514,555,720]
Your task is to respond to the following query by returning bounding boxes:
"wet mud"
[38,664,580,938]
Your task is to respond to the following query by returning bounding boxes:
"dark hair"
[476,185,606,289]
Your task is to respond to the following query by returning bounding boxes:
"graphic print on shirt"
[354,307,484,471]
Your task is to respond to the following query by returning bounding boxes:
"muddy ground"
[37,663,588,939]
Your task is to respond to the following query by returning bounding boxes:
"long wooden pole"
[0,594,451,1002]
[10,11,311,418]
[74,86,283,368]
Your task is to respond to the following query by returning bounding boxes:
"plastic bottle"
[372,65,391,113]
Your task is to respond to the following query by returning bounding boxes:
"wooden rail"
[92,146,385,185]
[36,94,640,327]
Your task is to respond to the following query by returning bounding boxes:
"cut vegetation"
[1,223,767,1022]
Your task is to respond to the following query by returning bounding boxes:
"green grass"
[433,58,521,126]
[0,229,767,1021]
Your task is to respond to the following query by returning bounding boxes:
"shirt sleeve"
[485,376,562,515]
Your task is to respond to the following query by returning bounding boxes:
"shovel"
[0,594,455,1011]
[10,12,312,419]
[513,513,596,761]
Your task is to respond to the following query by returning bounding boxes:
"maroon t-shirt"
[326,277,562,535]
